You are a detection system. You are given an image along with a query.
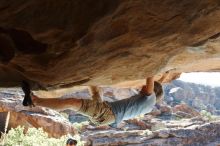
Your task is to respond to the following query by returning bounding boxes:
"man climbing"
[22,75,165,127]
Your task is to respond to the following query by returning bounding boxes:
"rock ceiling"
[0,0,220,89]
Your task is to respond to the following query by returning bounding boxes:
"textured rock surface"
[0,0,220,88]
[0,88,76,138]
[1,83,220,145]
[164,80,220,114]
[81,119,220,146]
[172,103,201,118]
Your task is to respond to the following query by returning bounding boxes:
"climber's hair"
[66,138,77,146]
[154,81,164,102]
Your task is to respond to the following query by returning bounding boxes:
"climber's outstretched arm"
[158,71,170,83]
[141,76,154,95]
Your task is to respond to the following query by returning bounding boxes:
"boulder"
[159,104,172,114]
[172,103,200,118]
[0,88,76,138]
[81,119,220,146]
[0,0,220,88]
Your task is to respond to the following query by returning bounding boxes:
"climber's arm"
[158,71,170,83]
[141,76,154,96]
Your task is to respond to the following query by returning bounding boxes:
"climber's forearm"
[158,71,170,83]
[145,77,154,95]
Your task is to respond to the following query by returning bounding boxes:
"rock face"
[81,118,220,146]
[164,80,220,114]
[1,81,220,145]
[172,103,201,118]
[0,0,220,88]
[0,88,76,138]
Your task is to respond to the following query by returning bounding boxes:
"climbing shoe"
[21,81,34,106]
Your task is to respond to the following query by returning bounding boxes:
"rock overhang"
[0,0,220,89]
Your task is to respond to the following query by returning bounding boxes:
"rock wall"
[0,0,220,88]
[164,80,220,114]
[1,82,220,145]
[0,88,76,138]
[82,120,220,146]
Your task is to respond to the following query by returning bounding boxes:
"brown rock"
[81,119,220,146]
[8,111,76,138]
[126,119,151,130]
[0,89,77,138]
[157,129,170,138]
[173,103,200,117]
[0,0,220,88]
[160,104,172,114]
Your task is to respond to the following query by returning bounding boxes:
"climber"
[22,74,166,127]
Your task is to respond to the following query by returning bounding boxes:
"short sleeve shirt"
[107,93,156,127]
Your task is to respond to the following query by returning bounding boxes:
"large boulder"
[164,80,220,114]
[0,88,76,138]
[172,103,201,118]
[81,118,220,146]
[0,0,220,88]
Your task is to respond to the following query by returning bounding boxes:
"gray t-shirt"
[107,93,156,127]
